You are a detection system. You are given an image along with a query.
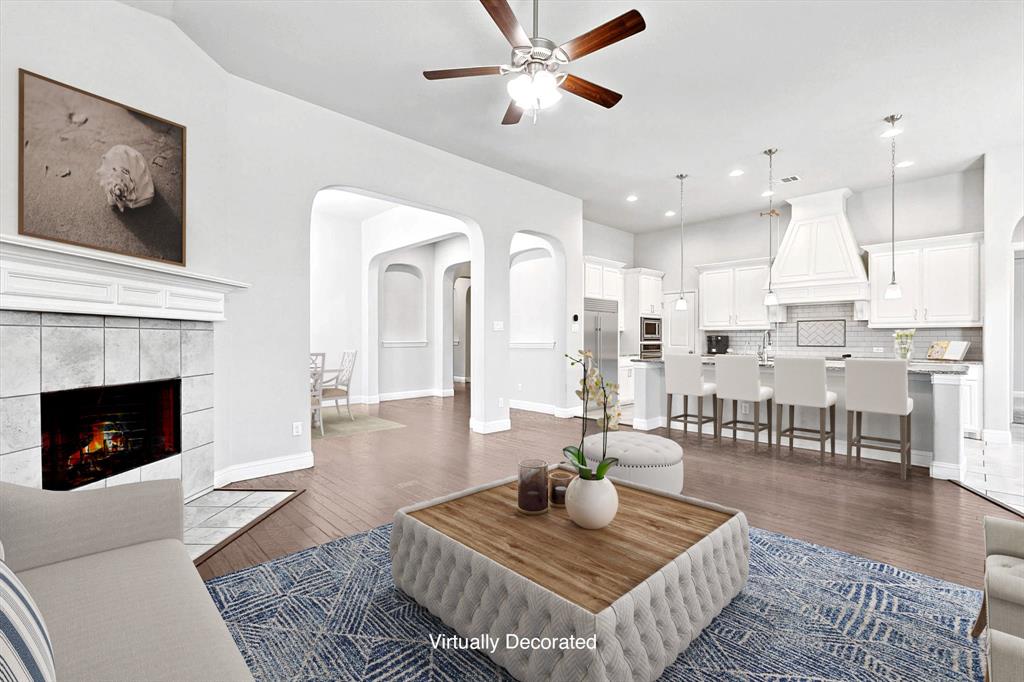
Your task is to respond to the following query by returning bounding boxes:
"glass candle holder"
[549,470,575,508]
[517,459,549,515]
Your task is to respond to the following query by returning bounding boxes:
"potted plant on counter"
[562,350,620,529]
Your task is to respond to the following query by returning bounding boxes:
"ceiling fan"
[423,0,646,124]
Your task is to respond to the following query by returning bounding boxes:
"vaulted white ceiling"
[126,0,1023,232]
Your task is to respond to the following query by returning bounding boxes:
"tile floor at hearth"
[183,490,292,559]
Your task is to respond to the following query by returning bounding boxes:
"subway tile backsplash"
[706,303,983,361]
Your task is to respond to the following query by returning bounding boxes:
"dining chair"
[310,353,325,436]
[323,350,358,421]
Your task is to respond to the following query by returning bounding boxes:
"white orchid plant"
[563,350,620,480]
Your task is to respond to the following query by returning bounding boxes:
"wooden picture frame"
[18,69,187,266]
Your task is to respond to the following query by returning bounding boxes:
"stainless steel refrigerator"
[583,297,618,387]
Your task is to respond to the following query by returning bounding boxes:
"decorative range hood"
[769,188,869,304]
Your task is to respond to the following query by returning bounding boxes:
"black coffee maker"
[706,335,729,355]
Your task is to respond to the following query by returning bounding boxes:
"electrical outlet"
[571,323,579,333]
[740,403,750,415]
[492,320,505,331]
[292,421,302,436]
[872,347,884,353]
[498,397,505,408]
[517,383,523,392]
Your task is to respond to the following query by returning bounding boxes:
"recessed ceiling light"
[896,160,915,168]
[626,194,638,202]
[761,190,775,197]
[664,210,676,217]
[729,169,744,177]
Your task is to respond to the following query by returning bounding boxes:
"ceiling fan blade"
[423,66,503,80]
[501,101,524,125]
[559,74,623,108]
[557,9,646,62]
[480,0,531,47]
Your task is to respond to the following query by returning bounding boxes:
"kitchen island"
[629,356,970,479]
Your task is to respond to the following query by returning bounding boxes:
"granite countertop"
[627,355,971,375]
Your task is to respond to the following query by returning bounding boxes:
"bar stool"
[773,357,837,462]
[664,350,718,439]
[845,358,914,479]
[714,355,773,448]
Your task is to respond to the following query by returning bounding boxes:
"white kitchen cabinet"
[961,363,983,439]
[865,233,982,328]
[584,262,605,298]
[618,357,635,403]
[638,274,663,316]
[664,291,698,353]
[696,258,772,330]
[621,268,666,356]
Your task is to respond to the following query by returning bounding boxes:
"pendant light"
[761,148,780,307]
[674,174,689,311]
[882,114,904,300]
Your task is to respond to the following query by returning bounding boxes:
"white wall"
[453,278,470,380]
[583,219,634,265]
[983,145,1024,438]
[635,169,985,293]
[1014,254,1024,397]
[309,196,363,395]
[377,246,434,396]
[1,1,584,472]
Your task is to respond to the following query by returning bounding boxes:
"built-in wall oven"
[639,316,662,359]
[641,316,661,342]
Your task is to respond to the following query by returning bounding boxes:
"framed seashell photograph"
[18,69,186,265]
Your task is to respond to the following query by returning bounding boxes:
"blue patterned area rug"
[206,525,984,681]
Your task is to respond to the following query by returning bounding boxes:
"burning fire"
[70,421,127,466]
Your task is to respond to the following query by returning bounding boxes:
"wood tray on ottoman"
[390,468,749,681]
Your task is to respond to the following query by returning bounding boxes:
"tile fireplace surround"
[0,311,215,499]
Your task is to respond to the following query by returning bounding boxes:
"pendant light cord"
[890,132,897,284]
[768,153,774,292]
[677,173,687,293]
[533,0,539,39]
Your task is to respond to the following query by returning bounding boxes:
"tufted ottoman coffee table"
[583,431,685,493]
[390,469,749,681]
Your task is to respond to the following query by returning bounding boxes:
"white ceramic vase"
[565,476,618,529]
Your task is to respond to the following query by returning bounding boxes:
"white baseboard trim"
[554,405,582,419]
[369,388,454,402]
[508,399,559,415]
[454,376,470,383]
[984,429,1013,445]
[214,450,314,487]
[665,421,935,468]
[469,418,512,434]
[631,416,668,431]
[929,461,961,480]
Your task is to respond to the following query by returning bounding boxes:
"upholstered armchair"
[972,516,1024,681]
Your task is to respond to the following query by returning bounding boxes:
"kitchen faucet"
[758,329,774,363]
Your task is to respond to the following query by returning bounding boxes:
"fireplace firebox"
[41,379,181,490]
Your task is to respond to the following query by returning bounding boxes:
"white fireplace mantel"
[0,234,250,321]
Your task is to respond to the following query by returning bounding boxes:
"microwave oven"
[641,316,661,342]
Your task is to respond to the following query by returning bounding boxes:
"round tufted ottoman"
[582,431,684,493]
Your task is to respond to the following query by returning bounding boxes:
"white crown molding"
[0,234,249,321]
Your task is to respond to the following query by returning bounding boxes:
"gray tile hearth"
[182,408,214,451]
[0,447,42,487]
[140,329,181,380]
[182,489,293,560]
[41,326,103,391]
[181,374,215,413]
[0,325,40,397]
[182,443,215,498]
[0,311,41,326]
[0,394,41,454]
[104,328,140,385]
[181,330,214,376]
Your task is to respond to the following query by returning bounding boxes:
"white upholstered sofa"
[0,480,252,681]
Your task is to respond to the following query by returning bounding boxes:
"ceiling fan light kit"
[423,0,645,124]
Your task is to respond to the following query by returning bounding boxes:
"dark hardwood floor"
[203,385,1016,588]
